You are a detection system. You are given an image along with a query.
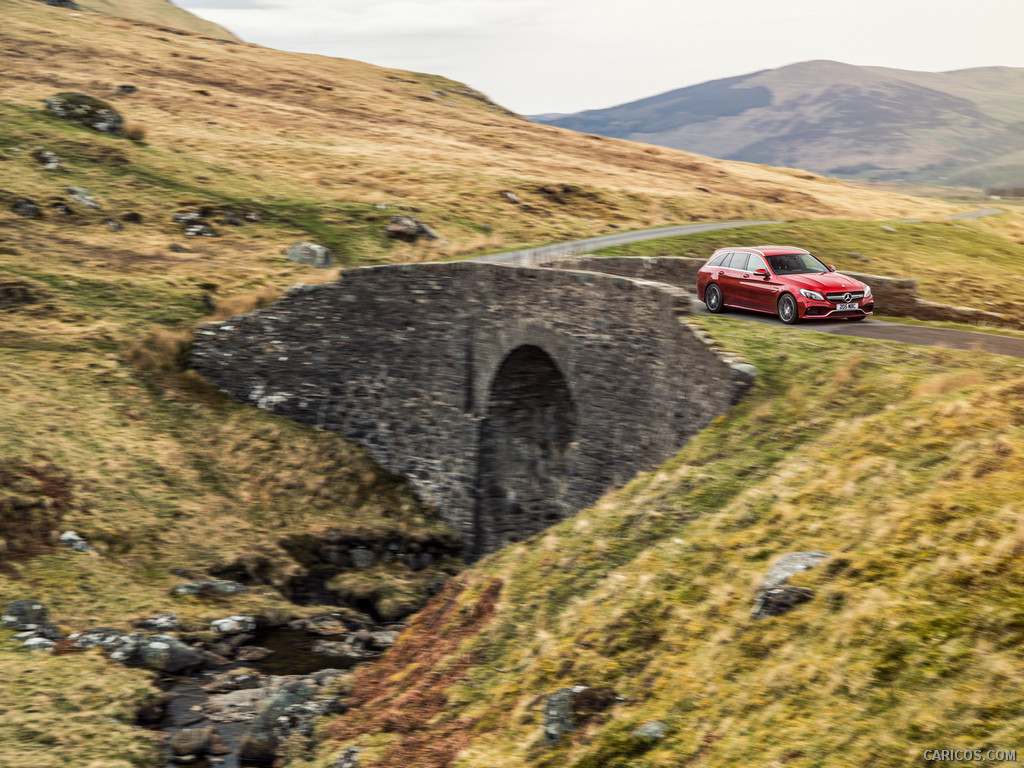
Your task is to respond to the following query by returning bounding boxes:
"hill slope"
[320,319,1024,768]
[535,60,1024,188]
[75,0,239,40]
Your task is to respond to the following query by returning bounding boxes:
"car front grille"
[825,291,865,302]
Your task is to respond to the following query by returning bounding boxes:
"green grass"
[319,319,1024,768]
[591,217,1024,315]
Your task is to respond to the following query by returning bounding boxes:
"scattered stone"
[2,600,48,631]
[337,746,361,768]
[71,626,126,650]
[285,241,332,269]
[115,84,137,94]
[50,201,74,215]
[44,92,124,135]
[11,198,41,218]
[751,586,816,620]
[185,223,219,237]
[30,147,61,170]
[122,211,143,223]
[499,190,520,204]
[135,612,180,631]
[173,211,202,225]
[169,243,187,253]
[107,214,125,228]
[243,210,260,222]
[211,615,257,635]
[58,530,93,552]
[39,0,79,8]
[880,225,897,232]
[67,186,99,208]
[374,202,390,210]
[23,637,56,652]
[631,721,668,740]
[288,614,357,636]
[221,210,242,225]
[696,186,712,194]
[171,579,247,597]
[382,214,441,242]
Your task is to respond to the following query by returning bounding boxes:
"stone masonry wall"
[191,262,753,556]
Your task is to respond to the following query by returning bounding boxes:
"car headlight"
[863,284,872,298]
[799,289,825,301]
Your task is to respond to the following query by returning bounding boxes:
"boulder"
[71,626,126,650]
[184,223,218,237]
[543,685,622,743]
[169,726,215,757]
[337,747,361,768]
[203,667,263,693]
[348,547,376,569]
[2,600,48,631]
[285,242,332,269]
[751,586,815,620]
[235,645,273,661]
[23,637,55,652]
[58,530,93,552]
[760,551,829,590]
[109,633,206,673]
[30,148,61,170]
[750,551,829,620]
[67,186,99,208]
[382,214,441,243]
[631,721,668,740]
[44,92,123,135]
[499,190,520,204]
[11,198,41,218]
[237,681,315,763]
[135,612,180,631]
[211,615,257,635]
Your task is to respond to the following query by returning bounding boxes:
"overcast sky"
[175,0,1024,115]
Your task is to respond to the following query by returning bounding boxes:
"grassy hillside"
[590,216,1024,318]
[0,1,1007,766]
[319,319,1024,768]
[76,0,238,40]
[536,60,1024,189]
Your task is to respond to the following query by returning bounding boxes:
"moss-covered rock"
[43,92,123,135]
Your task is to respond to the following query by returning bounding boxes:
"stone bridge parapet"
[192,261,753,556]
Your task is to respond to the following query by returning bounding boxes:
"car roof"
[714,245,811,256]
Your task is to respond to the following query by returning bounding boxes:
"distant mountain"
[534,60,1024,188]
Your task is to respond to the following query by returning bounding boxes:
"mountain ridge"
[534,60,1024,188]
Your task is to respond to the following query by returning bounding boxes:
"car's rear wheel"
[778,294,799,324]
[705,283,724,313]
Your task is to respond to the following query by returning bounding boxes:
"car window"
[725,252,749,270]
[707,253,729,267]
[747,254,768,272]
[765,252,828,275]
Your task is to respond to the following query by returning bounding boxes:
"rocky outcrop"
[44,92,124,135]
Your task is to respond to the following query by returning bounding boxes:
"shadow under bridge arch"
[474,344,577,556]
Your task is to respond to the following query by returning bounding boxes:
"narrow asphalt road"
[688,301,1024,359]
[471,220,780,265]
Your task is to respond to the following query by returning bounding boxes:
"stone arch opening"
[474,344,576,556]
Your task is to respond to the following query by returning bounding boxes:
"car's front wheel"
[705,283,724,313]
[778,294,799,324]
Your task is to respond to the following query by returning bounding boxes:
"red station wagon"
[695,246,873,323]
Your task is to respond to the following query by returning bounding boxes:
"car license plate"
[836,302,859,311]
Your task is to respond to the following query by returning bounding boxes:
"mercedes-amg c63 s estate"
[695,246,873,323]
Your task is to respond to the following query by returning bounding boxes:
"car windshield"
[766,252,828,275]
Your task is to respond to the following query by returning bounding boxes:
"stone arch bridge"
[192,262,753,556]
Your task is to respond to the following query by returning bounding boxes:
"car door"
[739,253,777,312]
[717,252,749,308]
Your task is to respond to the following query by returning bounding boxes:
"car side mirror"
[827,264,836,272]
[754,268,769,278]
